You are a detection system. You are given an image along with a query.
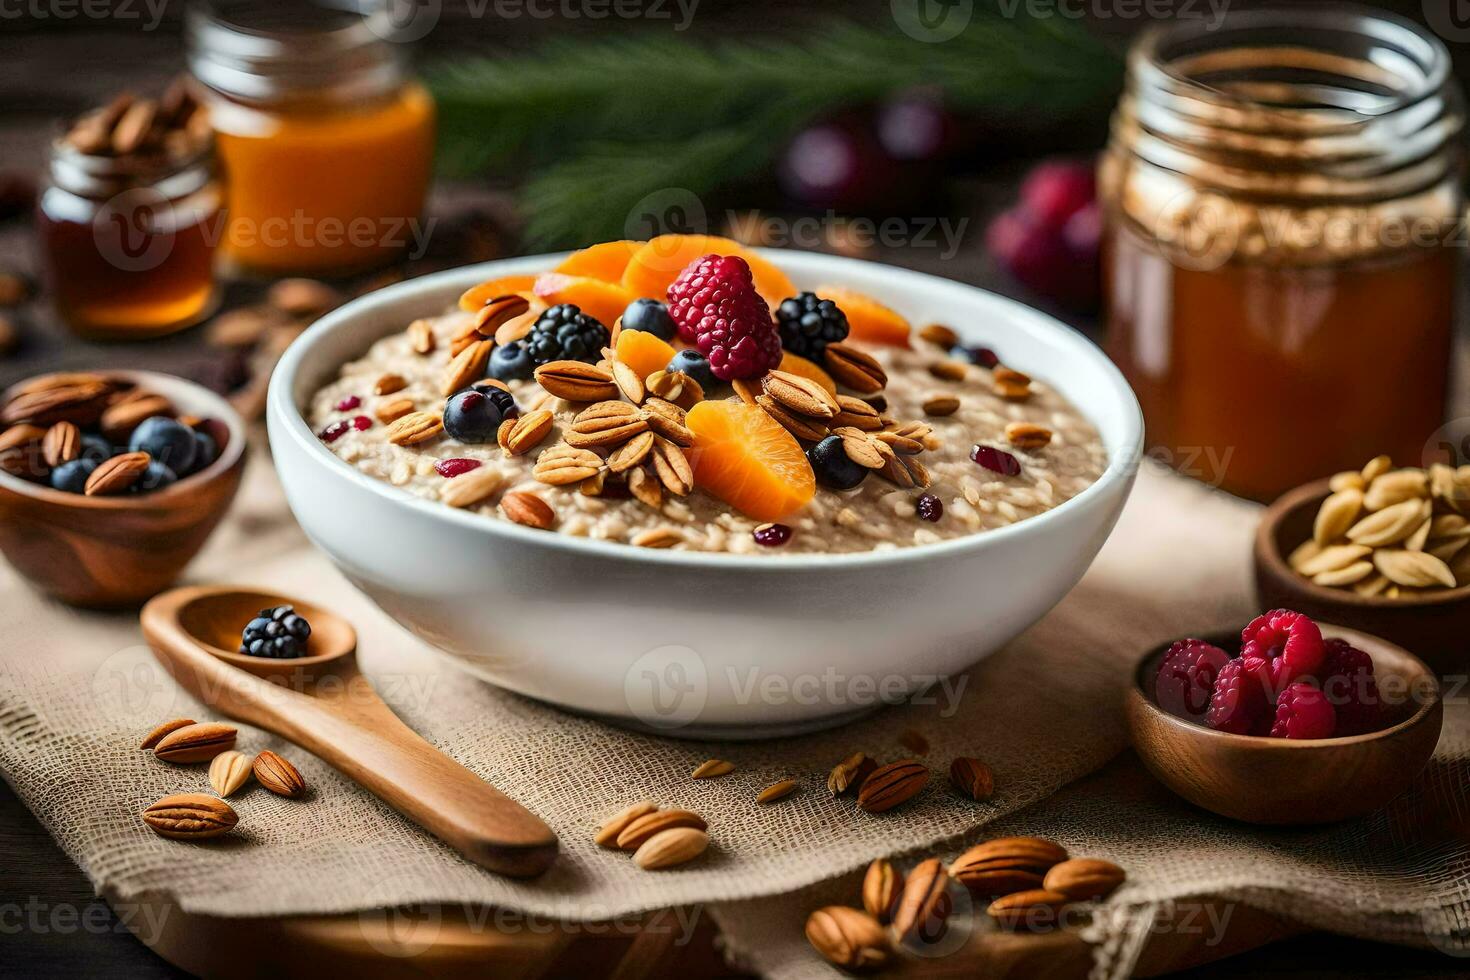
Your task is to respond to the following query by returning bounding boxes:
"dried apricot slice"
[615,329,678,380]
[554,240,642,282]
[816,286,911,346]
[533,273,635,329]
[458,275,537,313]
[778,351,838,397]
[687,400,815,522]
[623,235,795,311]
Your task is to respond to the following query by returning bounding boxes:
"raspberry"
[667,254,782,381]
[1315,638,1383,735]
[1241,609,1324,691]
[1204,656,1270,735]
[1154,639,1230,722]
[1269,682,1337,739]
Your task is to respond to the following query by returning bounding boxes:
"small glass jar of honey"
[186,0,436,278]
[38,95,224,340]
[1102,9,1464,501]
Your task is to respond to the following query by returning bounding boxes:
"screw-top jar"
[186,0,436,277]
[1102,8,1464,500]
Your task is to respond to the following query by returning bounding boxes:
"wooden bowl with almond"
[0,370,246,608]
[1255,473,1470,675]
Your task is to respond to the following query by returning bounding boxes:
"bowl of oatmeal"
[268,243,1142,736]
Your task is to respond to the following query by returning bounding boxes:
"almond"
[139,717,197,750]
[208,750,254,797]
[441,339,494,396]
[566,401,648,449]
[1042,858,1125,901]
[834,428,887,470]
[1004,422,1052,450]
[949,837,1067,897]
[631,527,684,549]
[805,906,891,973]
[472,293,531,337]
[408,319,436,354]
[691,759,735,779]
[988,889,1070,930]
[763,370,839,419]
[828,752,878,797]
[499,409,554,456]
[532,443,602,486]
[253,750,306,797]
[892,857,952,947]
[862,858,903,923]
[154,722,237,763]
[1313,487,1364,545]
[1347,498,1430,547]
[640,398,694,446]
[1361,454,1392,482]
[1329,470,1367,493]
[2,379,111,427]
[441,466,504,509]
[832,395,883,431]
[534,361,618,402]
[928,359,968,382]
[922,395,960,417]
[374,373,408,396]
[646,369,703,408]
[756,394,830,443]
[1373,549,1456,589]
[85,451,151,496]
[607,430,655,473]
[386,412,444,446]
[41,421,81,467]
[495,310,538,346]
[1296,543,1373,576]
[268,278,339,317]
[633,826,708,870]
[949,756,994,801]
[100,393,174,442]
[823,343,886,394]
[612,360,646,404]
[756,778,799,804]
[650,436,694,497]
[615,808,707,850]
[856,759,928,813]
[0,423,45,478]
[627,467,662,509]
[206,307,278,348]
[918,323,959,347]
[111,98,157,155]
[501,491,556,529]
[1364,469,1428,512]
[375,397,415,424]
[595,800,658,847]
[142,793,238,841]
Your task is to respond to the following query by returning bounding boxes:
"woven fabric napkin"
[2,451,1272,942]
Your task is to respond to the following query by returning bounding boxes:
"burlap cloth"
[2,450,1466,977]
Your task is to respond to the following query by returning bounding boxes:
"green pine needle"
[428,11,1122,247]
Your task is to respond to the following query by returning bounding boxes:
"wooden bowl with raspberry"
[1126,620,1442,825]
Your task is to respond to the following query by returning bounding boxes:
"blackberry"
[240,604,313,659]
[776,292,849,360]
[524,304,609,366]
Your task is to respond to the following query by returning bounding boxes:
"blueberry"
[129,417,198,475]
[620,298,677,341]
[78,434,113,464]
[489,341,536,381]
[241,604,312,659]
[807,435,867,490]
[667,349,718,392]
[188,430,218,474]
[49,458,98,494]
[132,460,178,493]
[444,387,515,443]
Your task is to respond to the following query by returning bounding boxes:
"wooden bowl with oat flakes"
[1255,476,1470,675]
[0,370,246,608]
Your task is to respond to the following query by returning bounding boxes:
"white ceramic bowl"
[268,252,1143,737]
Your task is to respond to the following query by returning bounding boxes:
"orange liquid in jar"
[209,83,435,276]
[1104,220,1455,501]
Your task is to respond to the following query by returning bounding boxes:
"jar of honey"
[38,108,224,339]
[186,0,436,277]
[1102,9,1464,501]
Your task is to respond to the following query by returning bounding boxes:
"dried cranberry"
[753,523,792,547]
[952,345,999,369]
[435,458,483,479]
[916,492,943,522]
[335,395,362,411]
[318,420,351,443]
[351,415,372,431]
[971,445,1022,476]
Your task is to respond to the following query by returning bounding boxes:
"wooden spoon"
[140,585,558,878]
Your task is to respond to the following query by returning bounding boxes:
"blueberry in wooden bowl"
[0,370,246,608]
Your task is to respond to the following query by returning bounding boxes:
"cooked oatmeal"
[308,309,1107,554]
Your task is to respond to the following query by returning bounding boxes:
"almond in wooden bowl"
[1126,626,1442,825]
[1255,475,1470,675]
[0,370,246,608]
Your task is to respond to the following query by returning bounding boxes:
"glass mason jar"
[186,0,436,277]
[37,139,224,339]
[1102,8,1464,501]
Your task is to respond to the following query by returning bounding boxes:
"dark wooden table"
[2,6,1468,978]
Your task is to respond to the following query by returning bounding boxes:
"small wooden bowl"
[1255,477,1470,675]
[1126,626,1443,825]
[0,371,246,608]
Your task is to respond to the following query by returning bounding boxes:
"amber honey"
[1103,10,1464,501]
[187,1,435,277]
